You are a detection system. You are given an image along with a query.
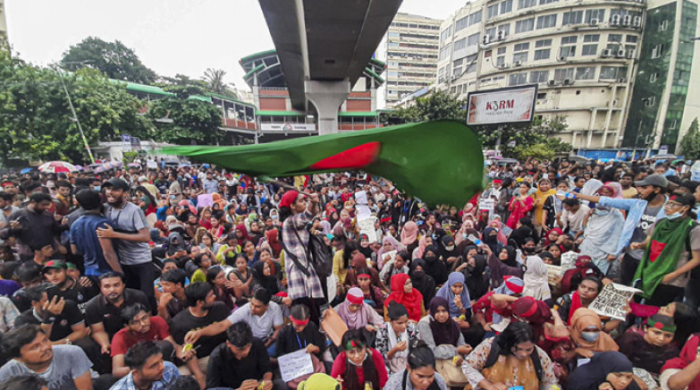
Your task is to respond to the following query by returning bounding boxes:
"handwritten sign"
[196,194,213,209]
[381,250,397,264]
[479,199,495,211]
[278,349,314,382]
[560,252,578,274]
[589,283,641,321]
[546,264,562,284]
[355,190,368,205]
[357,217,377,244]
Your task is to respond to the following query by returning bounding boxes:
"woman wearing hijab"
[482,227,501,255]
[567,352,640,390]
[345,252,386,293]
[437,235,460,268]
[410,258,437,305]
[465,253,489,300]
[417,297,472,385]
[265,229,283,258]
[251,260,283,297]
[579,202,624,275]
[412,235,432,262]
[336,287,384,331]
[484,243,524,289]
[377,235,406,270]
[435,272,472,321]
[400,221,419,254]
[568,308,619,362]
[531,178,557,234]
[421,245,448,286]
[523,256,552,304]
[473,276,525,334]
[383,273,425,323]
[235,223,251,242]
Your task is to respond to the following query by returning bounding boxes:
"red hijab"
[545,228,564,246]
[236,224,251,241]
[266,229,282,257]
[384,273,423,322]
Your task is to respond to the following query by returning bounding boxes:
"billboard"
[260,123,316,131]
[466,85,537,126]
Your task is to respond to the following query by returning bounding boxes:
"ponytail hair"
[341,330,379,390]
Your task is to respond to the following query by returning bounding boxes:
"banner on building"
[260,123,316,131]
[466,85,538,126]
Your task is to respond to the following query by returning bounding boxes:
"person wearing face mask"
[410,259,436,305]
[568,308,619,363]
[437,235,460,267]
[331,329,388,390]
[421,246,448,286]
[566,352,640,390]
[579,197,625,275]
[630,193,700,306]
[558,174,668,286]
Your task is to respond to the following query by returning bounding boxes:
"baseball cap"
[42,260,67,273]
[634,174,668,188]
[667,193,696,207]
[279,190,299,209]
[138,176,148,183]
[103,178,130,191]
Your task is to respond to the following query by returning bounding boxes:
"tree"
[681,118,700,160]
[388,91,465,123]
[61,37,158,84]
[202,68,238,99]
[475,115,571,158]
[0,51,151,164]
[146,85,223,146]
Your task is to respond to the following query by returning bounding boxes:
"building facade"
[623,0,698,153]
[435,0,683,150]
[380,13,442,108]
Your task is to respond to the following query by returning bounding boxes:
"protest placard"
[546,264,562,285]
[379,250,397,265]
[560,252,578,275]
[357,217,377,243]
[196,194,213,209]
[478,199,495,211]
[277,349,314,382]
[589,283,641,321]
[355,190,368,205]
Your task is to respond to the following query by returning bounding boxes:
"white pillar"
[305,79,351,135]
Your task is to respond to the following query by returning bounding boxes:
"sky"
[6,0,464,91]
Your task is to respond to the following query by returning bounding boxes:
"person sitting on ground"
[156,269,188,323]
[330,329,389,390]
[185,288,283,358]
[617,314,680,376]
[566,352,640,390]
[0,374,50,390]
[0,325,93,390]
[383,340,449,390]
[375,302,421,376]
[336,287,384,332]
[554,276,603,325]
[42,260,99,314]
[462,321,558,390]
[110,303,198,382]
[660,332,700,390]
[206,321,283,390]
[109,340,181,390]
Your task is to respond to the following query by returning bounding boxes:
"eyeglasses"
[664,202,684,209]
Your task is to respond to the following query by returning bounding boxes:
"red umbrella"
[38,161,78,174]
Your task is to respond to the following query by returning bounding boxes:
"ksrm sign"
[466,85,537,126]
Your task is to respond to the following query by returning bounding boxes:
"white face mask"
[666,211,684,220]
[446,245,455,251]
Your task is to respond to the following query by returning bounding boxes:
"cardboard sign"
[560,252,578,274]
[196,194,213,209]
[357,217,377,244]
[355,190,368,205]
[546,264,562,284]
[278,349,314,382]
[589,283,641,321]
[479,199,495,211]
[320,306,349,346]
[380,250,397,265]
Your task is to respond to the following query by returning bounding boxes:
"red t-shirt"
[111,316,170,357]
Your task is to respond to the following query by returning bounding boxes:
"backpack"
[281,224,334,278]
[484,337,543,382]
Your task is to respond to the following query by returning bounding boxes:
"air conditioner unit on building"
[514,60,523,67]
[615,49,625,57]
[623,15,632,26]
[633,16,642,27]
[483,35,491,45]
[627,49,637,59]
[590,18,599,26]
[611,15,621,25]
[548,80,557,86]
[497,30,507,41]
[602,49,612,57]
[557,55,567,61]
[564,78,574,85]
[618,78,627,83]
[498,62,509,69]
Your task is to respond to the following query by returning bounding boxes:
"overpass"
[257,0,403,134]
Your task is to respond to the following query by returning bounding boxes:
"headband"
[517,301,539,318]
[347,293,364,305]
[504,276,524,294]
[357,273,371,279]
[345,340,364,351]
[290,316,310,327]
[646,317,676,333]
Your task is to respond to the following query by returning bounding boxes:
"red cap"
[279,190,299,209]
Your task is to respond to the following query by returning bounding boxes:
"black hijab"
[252,261,278,294]
[566,352,641,390]
[422,245,448,285]
[438,235,459,261]
[465,254,489,299]
[410,258,436,304]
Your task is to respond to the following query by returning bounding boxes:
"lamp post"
[52,62,95,164]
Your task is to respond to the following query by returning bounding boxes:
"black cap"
[103,178,130,191]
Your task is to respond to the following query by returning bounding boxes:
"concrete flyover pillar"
[305,79,351,135]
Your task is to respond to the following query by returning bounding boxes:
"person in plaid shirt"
[279,190,327,324]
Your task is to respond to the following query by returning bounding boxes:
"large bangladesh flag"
[161,120,484,207]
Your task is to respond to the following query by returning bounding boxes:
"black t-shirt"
[170,302,230,358]
[206,339,272,389]
[46,279,99,314]
[15,300,84,341]
[84,289,151,338]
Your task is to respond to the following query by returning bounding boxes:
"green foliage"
[61,37,157,84]
[122,151,138,164]
[146,84,223,146]
[681,118,700,160]
[202,68,238,99]
[389,91,466,122]
[0,51,151,164]
[476,115,571,158]
[515,143,554,160]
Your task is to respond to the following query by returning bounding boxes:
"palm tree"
[203,68,237,99]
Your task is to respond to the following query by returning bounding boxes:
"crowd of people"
[0,156,698,390]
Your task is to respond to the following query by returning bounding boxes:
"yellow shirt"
[333,249,348,285]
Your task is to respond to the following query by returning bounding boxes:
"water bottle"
[691,161,700,181]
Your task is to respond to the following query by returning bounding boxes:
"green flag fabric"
[160,120,484,207]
